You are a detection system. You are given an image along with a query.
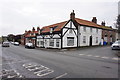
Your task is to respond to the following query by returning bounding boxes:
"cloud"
[0,0,118,36]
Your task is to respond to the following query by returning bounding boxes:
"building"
[21,27,39,46]
[21,30,31,45]
[37,11,103,49]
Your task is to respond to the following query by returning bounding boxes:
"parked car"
[2,42,10,47]
[111,40,120,50]
[25,43,35,49]
[11,42,14,44]
[14,42,19,46]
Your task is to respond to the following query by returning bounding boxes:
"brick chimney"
[70,10,75,20]
[101,21,106,26]
[32,27,35,32]
[25,30,27,33]
[92,17,97,24]
[37,27,40,31]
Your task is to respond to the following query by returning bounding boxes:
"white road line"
[79,54,85,56]
[36,69,54,77]
[112,57,119,60]
[94,56,100,58]
[87,55,92,56]
[53,73,67,79]
[101,57,109,59]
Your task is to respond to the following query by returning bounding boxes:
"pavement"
[0,44,119,79]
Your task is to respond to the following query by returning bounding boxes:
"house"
[99,21,117,45]
[21,27,40,46]
[21,30,31,45]
[37,11,103,49]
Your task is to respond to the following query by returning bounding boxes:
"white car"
[14,42,19,46]
[25,43,35,49]
[111,40,120,50]
[2,42,10,47]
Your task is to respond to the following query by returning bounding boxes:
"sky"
[0,0,119,36]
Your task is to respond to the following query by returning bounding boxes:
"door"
[89,36,92,46]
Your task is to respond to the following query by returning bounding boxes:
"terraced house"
[36,11,105,49]
[21,27,40,46]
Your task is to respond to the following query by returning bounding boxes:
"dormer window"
[50,28,53,33]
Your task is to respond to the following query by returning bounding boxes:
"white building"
[37,11,102,49]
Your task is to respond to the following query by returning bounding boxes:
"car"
[11,42,14,44]
[25,43,35,49]
[2,42,10,47]
[14,42,19,46]
[111,40,120,50]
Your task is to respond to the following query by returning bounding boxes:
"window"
[56,39,59,47]
[83,27,86,32]
[83,36,86,43]
[90,27,92,32]
[67,37,74,46]
[40,41,44,45]
[96,29,98,33]
[37,41,39,45]
[96,37,98,43]
[69,29,73,33]
[49,39,54,46]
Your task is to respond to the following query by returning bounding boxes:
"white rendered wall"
[79,25,102,46]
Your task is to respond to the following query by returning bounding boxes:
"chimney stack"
[101,21,106,26]
[25,30,27,33]
[37,27,40,31]
[92,17,97,24]
[70,10,75,20]
[32,27,35,32]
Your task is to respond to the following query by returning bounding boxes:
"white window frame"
[83,27,86,32]
[56,39,59,47]
[96,37,98,43]
[67,37,74,46]
[90,27,92,33]
[83,36,86,43]
[96,28,98,33]
[49,39,54,46]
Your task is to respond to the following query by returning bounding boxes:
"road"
[0,44,119,79]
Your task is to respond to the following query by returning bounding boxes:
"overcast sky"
[0,0,119,36]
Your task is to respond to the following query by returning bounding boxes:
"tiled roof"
[99,25,113,30]
[25,31,38,37]
[41,21,67,33]
[40,18,113,34]
[75,18,101,28]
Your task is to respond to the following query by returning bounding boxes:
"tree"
[117,15,120,39]
[117,15,120,33]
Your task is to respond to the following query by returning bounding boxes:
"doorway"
[89,36,92,46]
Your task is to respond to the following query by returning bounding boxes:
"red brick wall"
[102,29,116,44]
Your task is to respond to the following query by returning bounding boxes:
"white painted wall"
[62,21,77,48]
[37,34,61,48]
[79,25,102,46]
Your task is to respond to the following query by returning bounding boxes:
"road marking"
[87,55,92,56]
[94,56,100,58]
[52,73,67,80]
[79,54,85,56]
[101,57,109,59]
[34,67,49,74]
[36,69,54,77]
[112,57,119,60]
